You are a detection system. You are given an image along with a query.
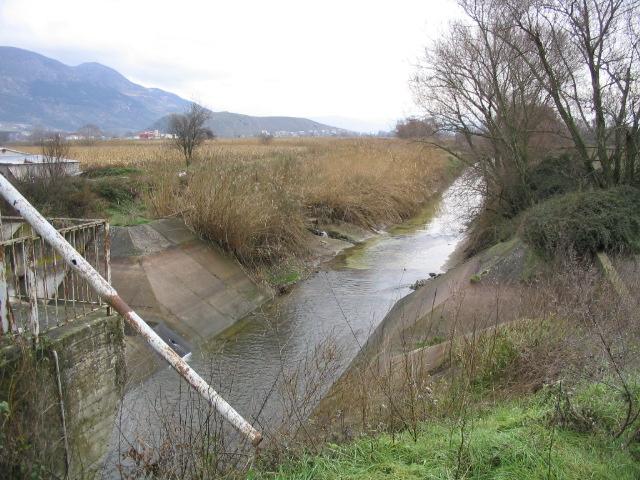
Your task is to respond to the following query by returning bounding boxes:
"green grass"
[565,377,640,435]
[266,264,303,287]
[416,335,446,349]
[106,205,150,226]
[252,395,640,479]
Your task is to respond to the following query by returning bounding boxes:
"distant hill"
[151,111,348,138]
[0,46,347,136]
[0,46,190,133]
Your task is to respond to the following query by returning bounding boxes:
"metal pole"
[0,246,8,334]
[52,349,71,478]
[103,222,112,316]
[0,174,262,446]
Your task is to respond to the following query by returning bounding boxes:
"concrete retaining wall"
[0,313,125,479]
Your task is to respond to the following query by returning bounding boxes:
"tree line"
[411,0,639,215]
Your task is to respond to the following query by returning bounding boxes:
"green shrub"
[13,174,147,223]
[93,177,141,204]
[81,165,142,178]
[528,154,584,203]
[15,176,105,218]
[473,330,519,390]
[467,155,585,254]
[522,186,640,257]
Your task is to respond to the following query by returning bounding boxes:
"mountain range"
[0,46,346,137]
[150,111,345,138]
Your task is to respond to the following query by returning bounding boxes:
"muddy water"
[110,173,482,467]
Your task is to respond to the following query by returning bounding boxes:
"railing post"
[26,238,39,340]
[0,246,8,335]
[103,222,112,316]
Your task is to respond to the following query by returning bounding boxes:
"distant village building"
[136,129,166,140]
[0,147,80,180]
[137,130,156,140]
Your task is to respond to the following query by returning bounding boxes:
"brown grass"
[21,138,454,266]
[19,138,316,167]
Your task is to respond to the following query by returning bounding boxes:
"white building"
[0,147,81,180]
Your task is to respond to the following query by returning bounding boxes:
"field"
[18,138,455,267]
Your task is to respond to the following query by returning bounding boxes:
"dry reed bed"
[23,139,452,265]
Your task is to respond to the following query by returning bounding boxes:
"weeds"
[0,340,65,479]
[111,256,640,478]
[252,396,640,479]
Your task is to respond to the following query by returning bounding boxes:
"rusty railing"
[0,216,111,336]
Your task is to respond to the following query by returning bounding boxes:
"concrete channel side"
[0,313,125,479]
[314,239,524,425]
[109,218,270,381]
[345,238,523,372]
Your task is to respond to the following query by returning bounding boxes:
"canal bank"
[106,171,483,474]
[310,237,528,438]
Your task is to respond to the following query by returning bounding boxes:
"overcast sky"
[0,0,460,132]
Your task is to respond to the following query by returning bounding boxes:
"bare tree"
[412,0,564,214]
[40,133,70,185]
[394,117,439,139]
[414,0,640,215]
[77,124,103,139]
[169,103,213,166]
[497,0,640,186]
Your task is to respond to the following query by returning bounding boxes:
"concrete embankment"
[355,239,523,365]
[110,218,269,382]
[312,238,527,431]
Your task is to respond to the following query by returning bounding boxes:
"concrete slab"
[111,257,159,309]
[179,241,241,281]
[127,224,172,255]
[144,248,227,299]
[176,301,233,338]
[110,228,138,258]
[150,218,198,245]
[110,218,269,350]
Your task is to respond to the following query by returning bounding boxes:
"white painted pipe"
[0,174,262,446]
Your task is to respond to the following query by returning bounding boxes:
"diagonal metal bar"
[0,174,262,446]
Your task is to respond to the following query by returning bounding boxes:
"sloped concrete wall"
[110,218,269,381]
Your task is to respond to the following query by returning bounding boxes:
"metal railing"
[0,216,111,336]
[0,174,262,445]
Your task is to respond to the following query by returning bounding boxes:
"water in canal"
[110,172,482,468]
